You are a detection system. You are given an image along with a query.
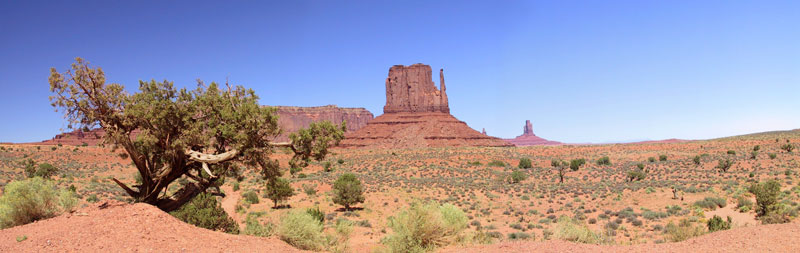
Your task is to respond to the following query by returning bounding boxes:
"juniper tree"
[49,58,340,211]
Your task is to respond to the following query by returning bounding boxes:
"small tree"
[265,178,294,208]
[510,170,527,183]
[332,173,365,210]
[749,180,780,217]
[552,159,569,183]
[716,159,733,172]
[692,155,701,165]
[518,158,532,169]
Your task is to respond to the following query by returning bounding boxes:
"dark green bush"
[265,178,294,208]
[781,144,794,153]
[333,173,365,210]
[510,170,527,184]
[518,158,532,169]
[596,156,611,166]
[243,190,260,204]
[488,160,506,167]
[692,155,701,165]
[694,197,726,210]
[715,159,733,172]
[169,192,239,234]
[306,206,325,224]
[727,150,736,155]
[569,159,586,171]
[706,215,731,232]
[627,170,646,182]
[749,180,781,217]
[659,155,667,161]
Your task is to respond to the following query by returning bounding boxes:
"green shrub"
[554,216,602,244]
[278,210,325,251]
[323,161,332,172]
[518,158,532,169]
[736,196,753,212]
[507,232,532,240]
[332,173,365,210]
[768,153,777,159]
[570,159,586,171]
[0,178,76,228]
[383,201,468,252]
[232,181,240,192]
[627,170,646,182]
[715,159,733,172]
[487,160,506,167]
[692,155,701,165]
[244,212,274,237]
[694,197,727,210]
[243,190,260,204]
[753,145,760,151]
[659,155,667,161]
[21,159,36,178]
[750,151,759,159]
[510,170,527,184]
[749,180,781,217]
[706,215,732,232]
[596,156,611,166]
[664,219,704,242]
[727,150,736,155]
[337,159,345,165]
[648,157,656,163]
[781,144,794,153]
[306,206,325,224]
[265,178,294,208]
[169,193,239,234]
[303,184,317,196]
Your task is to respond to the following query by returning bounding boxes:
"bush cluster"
[383,201,468,252]
[0,177,77,228]
[169,193,239,234]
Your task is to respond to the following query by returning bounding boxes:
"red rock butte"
[341,64,512,148]
[504,120,562,146]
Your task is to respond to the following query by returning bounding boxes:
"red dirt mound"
[441,222,800,253]
[0,201,305,252]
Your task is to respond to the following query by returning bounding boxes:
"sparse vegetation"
[518,158,532,169]
[510,170,527,184]
[277,210,325,251]
[0,178,77,228]
[382,201,467,252]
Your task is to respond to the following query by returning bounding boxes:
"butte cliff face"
[38,105,373,145]
[504,120,561,146]
[341,64,512,148]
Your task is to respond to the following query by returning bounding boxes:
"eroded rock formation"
[342,64,512,148]
[38,105,373,145]
[505,120,561,146]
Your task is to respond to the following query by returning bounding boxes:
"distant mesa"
[36,105,373,146]
[504,120,561,146]
[341,64,512,148]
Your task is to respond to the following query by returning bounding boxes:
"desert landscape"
[2,1,799,252]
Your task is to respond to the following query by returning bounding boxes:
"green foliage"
[768,153,777,159]
[736,196,753,212]
[265,178,294,208]
[332,173,365,210]
[569,159,586,171]
[49,58,284,211]
[16,235,27,242]
[706,215,732,232]
[288,121,346,169]
[659,154,668,161]
[694,197,727,210]
[664,219,704,242]
[302,184,317,196]
[244,212,274,237]
[551,159,569,183]
[277,210,325,251]
[383,201,467,252]
[753,145,760,151]
[715,159,733,172]
[487,160,506,167]
[648,157,656,163]
[35,163,58,179]
[727,150,736,155]
[232,181,240,192]
[750,150,759,159]
[781,143,794,152]
[636,163,645,170]
[692,155,701,165]
[627,170,646,182]
[21,159,36,178]
[518,158,532,169]
[554,216,603,244]
[242,190,260,204]
[337,158,345,165]
[169,193,239,234]
[0,178,76,228]
[510,170,527,184]
[596,156,611,166]
[749,180,781,217]
[306,206,325,224]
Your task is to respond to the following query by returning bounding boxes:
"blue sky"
[1,0,798,143]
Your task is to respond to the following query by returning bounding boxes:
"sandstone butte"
[340,64,513,148]
[504,120,562,146]
[35,105,373,146]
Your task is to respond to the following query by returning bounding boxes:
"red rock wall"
[383,64,449,114]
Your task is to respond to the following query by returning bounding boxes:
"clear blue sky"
[1,0,798,143]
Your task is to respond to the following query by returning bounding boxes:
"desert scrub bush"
[265,178,294,208]
[306,206,325,224]
[242,190,260,204]
[727,150,736,155]
[570,158,586,171]
[487,160,506,167]
[596,156,611,166]
[768,153,777,159]
[382,201,468,252]
[692,155,701,165]
[278,210,325,251]
[169,192,239,234]
[706,215,732,232]
[664,219,704,242]
[554,216,603,244]
[736,196,753,212]
[244,212,274,237]
[507,232,532,240]
[715,159,733,172]
[34,163,59,179]
[0,177,77,228]
[648,157,656,163]
[232,181,240,192]
[748,179,788,223]
[332,173,365,210]
[659,154,668,161]
[510,170,527,184]
[627,170,646,182]
[693,197,727,210]
[518,158,532,169]
[781,143,794,153]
